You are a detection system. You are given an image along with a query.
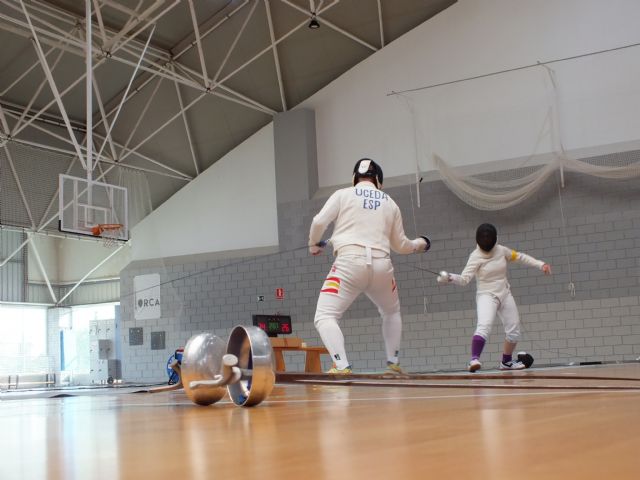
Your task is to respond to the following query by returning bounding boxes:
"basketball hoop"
[91,223,124,247]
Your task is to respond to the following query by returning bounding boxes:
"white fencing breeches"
[314,253,402,369]
[474,292,521,343]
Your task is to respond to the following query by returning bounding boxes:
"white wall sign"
[134,273,161,320]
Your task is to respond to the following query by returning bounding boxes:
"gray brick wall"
[120,154,640,382]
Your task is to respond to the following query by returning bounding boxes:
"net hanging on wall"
[405,65,640,211]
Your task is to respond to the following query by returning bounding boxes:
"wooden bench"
[270,338,330,373]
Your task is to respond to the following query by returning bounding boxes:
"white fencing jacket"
[450,244,545,302]
[309,181,423,255]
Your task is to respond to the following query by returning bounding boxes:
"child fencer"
[438,223,551,372]
[308,158,431,374]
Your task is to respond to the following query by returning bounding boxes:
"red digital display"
[252,315,292,336]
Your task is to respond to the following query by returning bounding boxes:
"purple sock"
[502,354,512,364]
[471,335,485,360]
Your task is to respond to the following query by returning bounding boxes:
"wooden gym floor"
[1,364,639,480]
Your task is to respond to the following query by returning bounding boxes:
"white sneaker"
[468,359,482,372]
[499,360,526,370]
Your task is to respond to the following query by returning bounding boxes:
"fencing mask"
[352,158,383,188]
[476,223,497,252]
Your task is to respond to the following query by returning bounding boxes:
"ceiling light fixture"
[308,13,320,29]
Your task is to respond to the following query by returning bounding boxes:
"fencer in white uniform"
[308,159,430,374]
[438,223,551,372]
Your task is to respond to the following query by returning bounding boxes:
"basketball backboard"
[58,174,128,242]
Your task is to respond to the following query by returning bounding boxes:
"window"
[0,304,48,374]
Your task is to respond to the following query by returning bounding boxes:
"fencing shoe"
[385,362,405,375]
[499,360,526,370]
[468,359,482,372]
[327,365,352,374]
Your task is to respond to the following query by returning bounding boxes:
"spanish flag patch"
[321,276,341,294]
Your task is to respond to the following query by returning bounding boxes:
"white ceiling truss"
[0,0,455,304]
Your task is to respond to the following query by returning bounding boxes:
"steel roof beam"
[187,0,210,88]
[212,0,258,84]
[118,76,163,158]
[2,106,193,180]
[175,61,276,115]
[99,0,341,124]
[163,0,339,117]
[85,0,94,180]
[119,81,280,165]
[0,105,36,229]
[107,0,179,57]
[0,25,73,97]
[118,90,206,164]
[99,0,273,117]
[91,0,107,46]
[377,0,384,47]
[91,74,119,161]
[279,0,377,52]
[7,0,272,120]
[211,0,339,93]
[19,0,87,168]
[101,0,165,52]
[264,0,287,111]
[93,23,156,169]
[88,1,271,127]
[12,45,67,136]
[0,6,196,97]
[171,60,204,84]
[3,33,194,139]
[28,0,169,58]
[172,0,250,60]
[171,64,199,175]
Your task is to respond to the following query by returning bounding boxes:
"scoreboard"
[252,314,292,337]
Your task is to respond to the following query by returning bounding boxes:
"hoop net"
[92,223,124,247]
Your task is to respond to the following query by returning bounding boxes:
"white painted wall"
[130,124,278,260]
[301,0,640,187]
